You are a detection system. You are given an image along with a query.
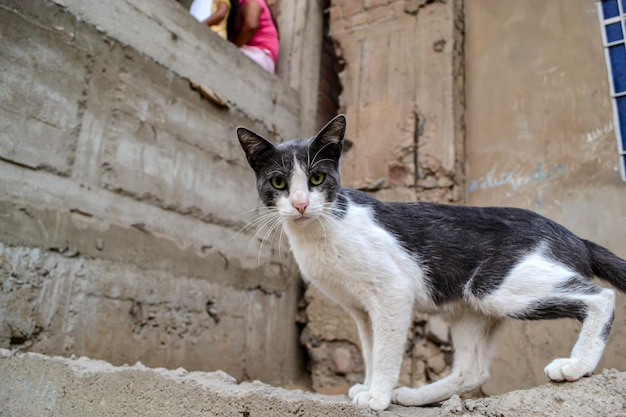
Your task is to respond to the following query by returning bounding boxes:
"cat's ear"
[315,114,346,147]
[237,127,276,171]
[311,114,346,162]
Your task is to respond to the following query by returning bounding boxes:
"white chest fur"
[283,203,433,311]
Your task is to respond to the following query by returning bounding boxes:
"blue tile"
[618,96,626,150]
[609,44,626,93]
[602,0,620,19]
[606,22,624,42]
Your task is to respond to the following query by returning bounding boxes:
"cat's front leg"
[347,308,373,400]
[352,299,413,411]
[348,383,368,399]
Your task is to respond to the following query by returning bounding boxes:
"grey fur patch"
[556,277,602,295]
[510,298,588,322]
[601,311,615,341]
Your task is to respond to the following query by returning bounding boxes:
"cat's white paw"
[352,391,391,411]
[348,383,368,399]
[391,386,418,406]
[544,358,592,382]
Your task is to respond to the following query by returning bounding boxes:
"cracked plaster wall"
[465,0,626,394]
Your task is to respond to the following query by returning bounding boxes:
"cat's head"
[237,115,346,226]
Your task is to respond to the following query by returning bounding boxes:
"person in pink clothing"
[231,0,279,73]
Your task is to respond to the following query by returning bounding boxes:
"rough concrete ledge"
[0,349,418,417]
[1,349,625,417]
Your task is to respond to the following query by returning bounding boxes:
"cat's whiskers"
[246,218,276,258]
[315,215,328,241]
[257,215,284,265]
[266,169,284,177]
[229,208,274,246]
[307,204,343,241]
[230,205,271,224]
[310,141,335,168]
[311,158,336,170]
[233,208,282,259]
[231,208,280,242]
[323,202,346,221]
[278,221,287,261]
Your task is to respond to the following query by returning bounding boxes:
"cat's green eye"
[271,176,287,190]
[310,172,325,186]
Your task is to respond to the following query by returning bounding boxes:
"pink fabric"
[239,0,279,65]
[240,45,275,73]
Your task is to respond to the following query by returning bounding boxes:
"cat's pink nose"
[293,201,308,214]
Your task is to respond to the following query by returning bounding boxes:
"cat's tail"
[585,239,626,293]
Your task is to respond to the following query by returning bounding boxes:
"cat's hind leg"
[542,287,615,382]
[392,312,501,407]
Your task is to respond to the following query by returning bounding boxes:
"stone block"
[364,0,389,9]
[398,356,413,386]
[425,316,450,345]
[332,347,352,375]
[374,187,418,203]
[304,287,359,346]
[341,0,365,18]
[368,4,394,22]
[426,352,447,375]
[413,339,441,361]
[345,11,369,28]
[307,341,364,393]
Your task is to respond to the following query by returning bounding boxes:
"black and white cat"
[236,115,626,411]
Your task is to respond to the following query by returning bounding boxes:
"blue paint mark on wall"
[0,372,58,415]
[469,161,566,193]
[529,162,566,182]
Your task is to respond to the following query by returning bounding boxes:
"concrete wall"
[465,0,626,394]
[0,0,306,386]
